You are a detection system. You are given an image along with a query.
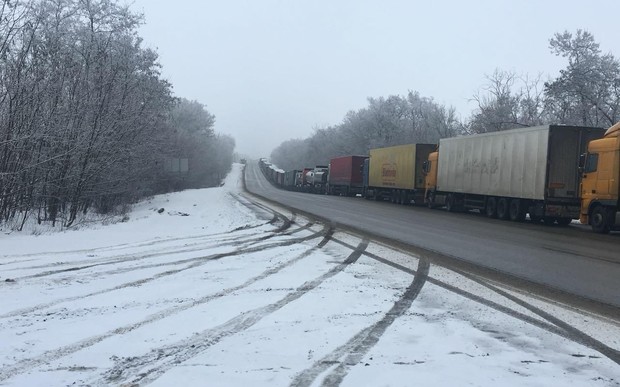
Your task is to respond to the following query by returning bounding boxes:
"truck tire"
[446,194,456,212]
[497,198,509,220]
[485,197,497,218]
[426,192,435,209]
[508,199,526,222]
[591,206,611,234]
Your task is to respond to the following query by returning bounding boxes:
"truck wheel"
[508,199,526,222]
[426,192,435,209]
[485,197,497,218]
[497,198,509,220]
[400,191,408,205]
[591,206,611,234]
[446,194,456,212]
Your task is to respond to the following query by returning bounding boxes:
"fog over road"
[244,162,620,310]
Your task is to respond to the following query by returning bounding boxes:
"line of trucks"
[258,122,620,233]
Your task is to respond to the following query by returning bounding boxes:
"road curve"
[243,162,620,309]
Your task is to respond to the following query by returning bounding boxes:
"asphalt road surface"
[244,162,620,310]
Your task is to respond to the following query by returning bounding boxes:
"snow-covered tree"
[270,91,460,169]
[544,29,620,127]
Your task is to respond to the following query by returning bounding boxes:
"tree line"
[271,30,620,171]
[0,0,234,230]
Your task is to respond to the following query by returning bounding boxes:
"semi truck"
[300,167,313,188]
[423,125,605,225]
[304,165,329,193]
[327,155,368,196]
[363,143,435,204]
[580,121,620,233]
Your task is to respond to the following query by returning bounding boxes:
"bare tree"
[468,70,522,133]
[467,69,547,133]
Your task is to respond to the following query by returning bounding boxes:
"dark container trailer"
[267,165,277,183]
[327,155,368,196]
[275,170,284,186]
[283,170,299,189]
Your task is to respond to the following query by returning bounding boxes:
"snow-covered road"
[1,164,618,386]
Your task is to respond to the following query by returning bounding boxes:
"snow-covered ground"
[1,164,619,386]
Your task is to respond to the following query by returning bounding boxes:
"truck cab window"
[584,153,599,173]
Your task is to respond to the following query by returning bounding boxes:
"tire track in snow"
[231,192,295,234]
[232,192,289,223]
[96,237,368,386]
[359,240,620,365]
[233,220,309,249]
[0,225,330,320]
[63,221,316,284]
[364,247,573,335]
[0,227,337,383]
[328,238,565,334]
[289,256,430,387]
[2,220,314,281]
[3,189,291,271]
[353,242,618,365]
[0,258,38,267]
[0,220,273,263]
[1,226,268,273]
[459,272,620,365]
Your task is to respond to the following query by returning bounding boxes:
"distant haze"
[129,0,620,158]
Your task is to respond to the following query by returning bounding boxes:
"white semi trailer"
[423,125,605,225]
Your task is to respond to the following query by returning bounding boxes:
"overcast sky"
[127,0,620,158]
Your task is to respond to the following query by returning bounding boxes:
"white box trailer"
[429,125,605,223]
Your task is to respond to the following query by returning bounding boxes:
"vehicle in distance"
[363,143,435,205]
[327,155,368,196]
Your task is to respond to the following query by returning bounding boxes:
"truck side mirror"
[578,153,586,173]
[422,160,430,174]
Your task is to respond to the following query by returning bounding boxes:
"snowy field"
[0,164,619,386]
